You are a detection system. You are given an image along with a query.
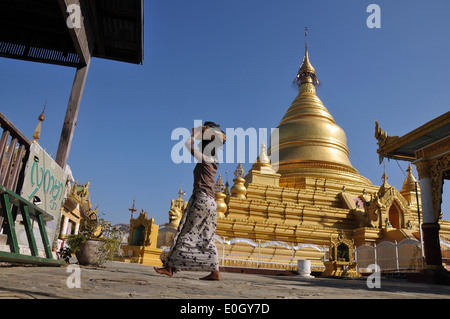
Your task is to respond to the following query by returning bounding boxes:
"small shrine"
[322,233,360,277]
[120,201,162,267]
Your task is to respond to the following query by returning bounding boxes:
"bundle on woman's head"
[200,121,226,157]
[203,121,226,144]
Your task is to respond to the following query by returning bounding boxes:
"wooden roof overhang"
[0,0,144,169]
[0,0,144,68]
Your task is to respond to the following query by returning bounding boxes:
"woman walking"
[155,122,226,280]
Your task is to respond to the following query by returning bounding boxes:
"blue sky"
[1,0,449,225]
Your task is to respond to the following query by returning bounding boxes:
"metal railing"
[162,236,450,273]
[214,235,326,270]
[354,239,424,272]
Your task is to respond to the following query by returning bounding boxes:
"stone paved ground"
[0,261,449,300]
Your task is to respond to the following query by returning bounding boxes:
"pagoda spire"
[379,169,391,195]
[402,163,419,193]
[270,26,372,186]
[176,182,186,206]
[293,27,319,88]
[32,102,46,143]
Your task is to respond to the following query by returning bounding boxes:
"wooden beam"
[55,60,90,169]
[57,0,95,66]
[54,0,97,169]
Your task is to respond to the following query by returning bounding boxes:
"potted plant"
[67,213,124,267]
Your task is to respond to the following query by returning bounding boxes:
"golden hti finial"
[294,27,319,88]
[402,163,419,193]
[379,169,391,195]
[32,102,46,143]
[214,174,225,193]
[234,162,245,178]
[305,27,308,51]
[381,167,389,186]
[174,183,186,210]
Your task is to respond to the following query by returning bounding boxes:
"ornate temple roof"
[375,111,450,163]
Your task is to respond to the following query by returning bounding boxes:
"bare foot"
[199,271,221,281]
[154,266,173,277]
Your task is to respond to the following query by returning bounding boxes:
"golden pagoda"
[212,30,450,273]
[159,30,450,274]
[269,30,371,187]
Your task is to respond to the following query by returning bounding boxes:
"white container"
[297,259,313,278]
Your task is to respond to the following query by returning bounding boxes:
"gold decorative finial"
[215,174,225,193]
[234,162,245,179]
[178,182,186,198]
[305,26,308,47]
[402,163,419,193]
[32,102,46,143]
[382,170,388,184]
[379,169,391,195]
[293,27,319,88]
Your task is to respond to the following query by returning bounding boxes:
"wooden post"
[55,60,90,169]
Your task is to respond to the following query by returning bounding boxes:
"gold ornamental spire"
[214,174,225,193]
[176,183,186,206]
[379,169,391,195]
[294,27,319,87]
[402,164,419,193]
[32,102,46,143]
